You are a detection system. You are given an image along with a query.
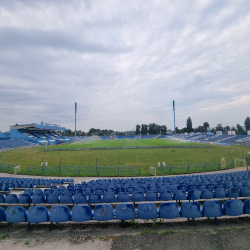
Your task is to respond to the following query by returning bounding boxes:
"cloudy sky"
[0,0,250,133]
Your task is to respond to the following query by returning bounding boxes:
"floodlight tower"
[75,102,77,137]
[173,100,176,134]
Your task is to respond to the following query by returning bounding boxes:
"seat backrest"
[32,194,46,204]
[71,205,92,222]
[240,187,250,197]
[145,191,158,201]
[202,200,223,218]
[0,207,6,222]
[187,189,200,201]
[131,191,145,202]
[46,193,60,204]
[200,189,214,199]
[173,190,186,201]
[5,194,19,204]
[74,193,88,204]
[6,206,27,223]
[159,202,179,219]
[159,190,173,201]
[180,201,202,218]
[103,192,116,203]
[19,194,32,204]
[116,203,135,220]
[89,193,102,204]
[227,187,239,198]
[34,189,43,194]
[137,203,158,220]
[117,192,130,202]
[60,193,74,204]
[93,204,114,221]
[214,188,227,198]
[27,206,49,223]
[49,206,71,222]
[243,199,250,214]
[0,194,5,203]
[223,199,243,216]
[24,189,34,196]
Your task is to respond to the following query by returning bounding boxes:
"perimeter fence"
[0,156,249,176]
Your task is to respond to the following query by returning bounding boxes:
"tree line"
[175,116,250,135]
[136,123,167,135]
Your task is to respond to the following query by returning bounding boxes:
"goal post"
[120,139,137,148]
[14,165,22,174]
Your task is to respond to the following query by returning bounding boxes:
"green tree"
[203,122,210,131]
[244,117,250,131]
[211,128,216,134]
[135,124,141,135]
[237,124,244,135]
[216,124,223,131]
[141,124,147,135]
[186,117,193,133]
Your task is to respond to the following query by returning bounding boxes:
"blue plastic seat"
[46,193,60,204]
[116,203,136,223]
[95,188,105,195]
[240,187,250,197]
[93,204,114,221]
[202,200,223,222]
[145,191,158,201]
[0,207,6,222]
[117,192,130,202]
[27,206,49,229]
[74,193,88,204]
[196,184,206,191]
[136,187,145,193]
[126,187,135,194]
[49,206,71,229]
[103,192,116,203]
[187,189,200,201]
[60,193,74,204]
[187,184,197,191]
[166,185,177,193]
[224,181,233,190]
[227,187,239,199]
[24,189,34,196]
[223,199,243,216]
[137,203,158,220]
[159,190,173,201]
[44,189,53,196]
[89,193,102,204]
[64,189,74,196]
[200,189,214,199]
[243,181,250,187]
[34,189,44,194]
[115,187,125,194]
[54,188,64,196]
[5,194,19,204]
[214,188,227,199]
[6,206,27,223]
[180,201,202,220]
[157,185,166,193]
[75,188,83,194]
[243,199,250,214]
[216,183,224,189]
[32,194,46,205]
[234,182,243,189]
[177,184,187,191]
[71,205,93,222]
[206,184,216,191]
[173,190,186,201]
[19,194,32,205]
[159,202,179,219]
[131,191,145,202]
[51,186,58,192]
[0,194,5,203]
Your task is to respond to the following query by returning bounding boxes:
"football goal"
[120,140,137,148]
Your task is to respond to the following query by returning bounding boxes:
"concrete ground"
[0,167,249,249]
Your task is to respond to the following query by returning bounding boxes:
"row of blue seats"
[1,199,250,229]
[1,187,250,205]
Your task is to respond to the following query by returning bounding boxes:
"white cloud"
[0,0,250,133]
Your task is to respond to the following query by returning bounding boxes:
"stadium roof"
[10,122,67,131]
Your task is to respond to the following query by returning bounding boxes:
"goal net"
[120,140,137,148]
[234,158,247,168]
[14,165,22,174]
[150,166,157,176]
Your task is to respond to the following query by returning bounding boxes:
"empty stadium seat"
[0,194,5,203]
[0,207,6,222]
[145,191,159,201]
[32,194,46,205]
[116,203,136,224]
[117,192,130,202]
[27,206,49,229]
[34,189,44,194]
[89,193,102,204]
[74,193,88,204]
[159,202,179,219]
[227,187,239,199]
[24,189,34,196]
[5,194,19,204]
[159,190,173,201]
[71,205,93,222]
[180,201,202,223]
[240,187,250,197]
[187,189,200,201]
[6,206,27,223]
[19,194,32,205]
[214,188,227,199]
[60,193,74,204]
[93,204,114,221]
[223,199,243,216]
[46,193,60,204]
[131,191,145,202]
[49,206,71,229]
[201,200,223,223]
[137,203,158,220]
[200,189,214,199]
[243,199,250,214]
[173,190,186,202]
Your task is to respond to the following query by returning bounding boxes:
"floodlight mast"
[173,100,176,135]
[75,102,77,137]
